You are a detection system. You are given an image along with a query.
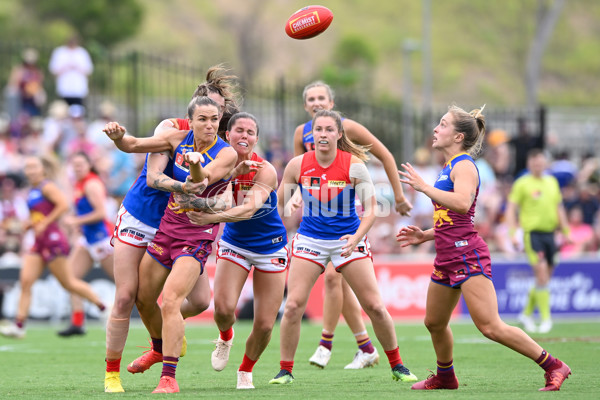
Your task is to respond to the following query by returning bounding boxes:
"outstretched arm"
[103,121,177,153]
[399,160,477,215]
[187,163,278,225]
[396,225,434,247]
[344,119,412,215]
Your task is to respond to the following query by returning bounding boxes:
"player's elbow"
[146,174,159,189]
[239,208,256,220]
[454,201,471,215]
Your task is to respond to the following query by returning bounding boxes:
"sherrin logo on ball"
[285,5,333,40]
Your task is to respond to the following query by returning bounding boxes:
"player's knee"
[361,301,387,321]
[59,278,76,292]
[213,301,235,321]
[476,321,498,341]
[113,292,136,315]
[252,318,274,337]
[135,295,154,314]
[283,298,305,320]
[323,268,340,286]
[188,295,210,314]
[423,318,446,333]
[160,296,181,315]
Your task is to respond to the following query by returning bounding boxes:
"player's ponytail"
[448,104,486,159]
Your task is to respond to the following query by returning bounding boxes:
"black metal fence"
[0,43,545,163]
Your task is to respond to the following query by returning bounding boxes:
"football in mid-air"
[285,5,333,40]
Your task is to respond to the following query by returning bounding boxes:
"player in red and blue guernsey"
[58,152,113,337]
[397,105,571,391]
[0,156,105,339]
[104,96,237,394]
[269,109,417,385]
[186,112,288,389]
[293,81,412,370]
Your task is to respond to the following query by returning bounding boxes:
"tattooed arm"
[174,191,229,212]
[146,152,207,195]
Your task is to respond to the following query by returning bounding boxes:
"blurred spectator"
[474,143,498,239]
[486,128,512,180]
[578,153,600,186]
[18,117,45,157]
[49,35,93,106]
[6,48,46,118]
[549,150,577,188]
[560,205,595,258]
[367,157,398,254]
[572,183,600,226]
[0,174,29,257]
[510,116,543,178]
[493,180,523,254]
[41,100,70,156]
[263,135,291,182]
[86,101,117,150]
[0,115,21,175]
[65,104,96,158]
[84,101,137,201]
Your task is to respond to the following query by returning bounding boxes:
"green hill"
[1,0,599,106]
[114,0,600,107]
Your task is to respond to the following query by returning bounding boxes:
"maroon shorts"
[146,229,212,273]
[432,246,492,288]
[29,227,70,264]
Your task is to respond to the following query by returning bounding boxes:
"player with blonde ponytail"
[397,104,571,392]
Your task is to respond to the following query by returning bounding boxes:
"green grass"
[0,319,598,399]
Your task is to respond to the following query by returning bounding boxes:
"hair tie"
[473,104,486,119]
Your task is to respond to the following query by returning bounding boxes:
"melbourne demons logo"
[175,148,191,171]
[270,257,287,267]
[302,176,321,189]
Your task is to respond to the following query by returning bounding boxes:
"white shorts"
[291,233,372,271]
[78,235,113,263]
[216,240,288,273]
[111,204,158,248]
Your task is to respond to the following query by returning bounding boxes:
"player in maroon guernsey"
[397,105,571,391]
[0,156,105,339]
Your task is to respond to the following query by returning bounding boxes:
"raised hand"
[398,163,428,193]
[396,225,426,247]
[102,122,127,141]
[234,160,264,177]
[395,198,413,217]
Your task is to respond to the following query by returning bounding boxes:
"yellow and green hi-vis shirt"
[508,173,563,233]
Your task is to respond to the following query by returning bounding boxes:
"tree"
[23,0,143,48]
[321,34,377,91]
[525,0,565,109]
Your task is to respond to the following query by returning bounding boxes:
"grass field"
[0,318,598,399]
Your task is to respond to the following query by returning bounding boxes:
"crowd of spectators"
[363,126,600,258]
[0,50,141,267]
[1,48,599,265]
